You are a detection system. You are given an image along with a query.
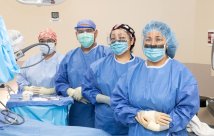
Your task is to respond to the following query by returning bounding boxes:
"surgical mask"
[143,44,166,62]
[110,41,129,55]
[39,42,56,55]
[77,32,94,48]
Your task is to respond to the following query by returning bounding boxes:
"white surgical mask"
[39,42,56,55]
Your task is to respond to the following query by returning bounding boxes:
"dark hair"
[110,24,136,52]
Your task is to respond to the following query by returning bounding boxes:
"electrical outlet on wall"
[211,68,214,76]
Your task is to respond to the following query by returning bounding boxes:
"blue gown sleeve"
[16,61,31,94]
[82,66,100,104]
[0,17,20,84]
[52,54,65,87]
[169,68,200,134]
[54,57,70,97]
[103,46,112,57]
[111,73,141,126]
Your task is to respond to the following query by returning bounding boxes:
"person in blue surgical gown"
[17,28,64,95]
[111,21,200,136]
[0,17,20,84]
[55,19,111,127]
[82,24,143,135]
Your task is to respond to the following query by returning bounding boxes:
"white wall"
[1,0,214,65]
[195,0,214,64]
[1,1,214,122]
[0,0,200,63]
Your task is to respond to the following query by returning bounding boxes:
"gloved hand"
[67,87,83,101]
[140,110,172,126]
[22,91,33,100]
[23,86,36,92]
[135,112,169,132]
[79,98,89,104]
[23,86,55,95]
[32,87,55,95]
[96,94,110,105]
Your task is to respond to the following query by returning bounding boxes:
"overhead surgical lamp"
[16,0,66,6]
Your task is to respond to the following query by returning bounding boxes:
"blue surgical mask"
[143,45,165,62]
[40,42,56,55]
[77,32,94,48]
[110,41,128,55]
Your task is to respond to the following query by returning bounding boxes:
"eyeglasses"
[111,35,128,41]
[144,37,165,45]
[110,39,128,44]
[76,28,95,34]
[39,39,55,43]
[110,34,130,44]
[144,44,165,48]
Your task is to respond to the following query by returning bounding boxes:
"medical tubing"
[18,43,50,69]
[0,101,25,126]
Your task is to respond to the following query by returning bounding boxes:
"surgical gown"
[17,52,64,93]
[82,54,143,135]
[111,58,199,136]
[0,16,20,83]
[55,45,111,127]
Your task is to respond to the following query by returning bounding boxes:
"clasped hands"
[135,110,172,132]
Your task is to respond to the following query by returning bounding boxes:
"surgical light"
[16,0,66,6]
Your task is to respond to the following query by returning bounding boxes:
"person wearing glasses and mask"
[82,24,142,135]
[111,21,199,136]
[55,19,111,127]
[17,28,64,95]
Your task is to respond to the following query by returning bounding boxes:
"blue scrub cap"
[75,19,96,30]
[142,21,178,58]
